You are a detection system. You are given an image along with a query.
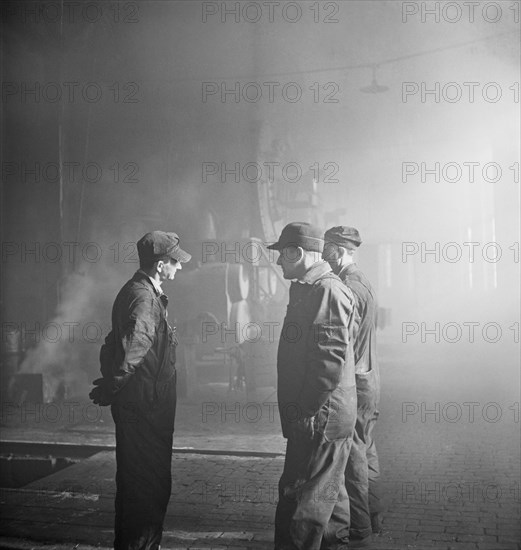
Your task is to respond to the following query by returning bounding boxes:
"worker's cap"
[324,226,362,249]
[137,231,191,263]
[267,222,324,252]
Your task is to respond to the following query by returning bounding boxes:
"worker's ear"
[322,242,339,261]
[294,246,305,262]
[156,259,165,272]
[281,245,301,264]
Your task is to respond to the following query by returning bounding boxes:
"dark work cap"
[137,231,191,263]
[324,226,362,248]
[267,222,324,252]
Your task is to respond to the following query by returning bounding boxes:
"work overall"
[339,264,381,540]
[101,272,177,550]
[274,263,358,550]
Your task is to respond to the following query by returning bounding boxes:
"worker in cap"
[137,230,192,266]
[324,226,382,545]
[268,221,325,252]
[269,222,359,549]
[90,230,190,550]
[322,226,362,270]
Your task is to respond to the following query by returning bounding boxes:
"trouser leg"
[365,408,382,517]
[275,435,351,550]
[321,437,353,550]
[349,370,382,535]
[344,430,371,540]
[112,383,176,550]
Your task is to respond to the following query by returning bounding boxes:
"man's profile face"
[276,246,301,280]
[158,258,182,282]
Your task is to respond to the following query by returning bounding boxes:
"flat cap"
[137,231,191,263]
[267,222,324,252]
[324,226,362,248]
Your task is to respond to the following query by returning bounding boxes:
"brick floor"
[1,352,519,549]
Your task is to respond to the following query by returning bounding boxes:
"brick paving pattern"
[1,352,519,549]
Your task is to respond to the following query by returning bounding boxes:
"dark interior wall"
[0,2,261,327]
[1,1,519,380]
[1,50,62,325]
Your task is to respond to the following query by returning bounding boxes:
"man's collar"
[297,261,332,285]
[338,262,358,280]
[137,269,163,296]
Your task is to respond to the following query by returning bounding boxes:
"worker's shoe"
[371,512,383,534]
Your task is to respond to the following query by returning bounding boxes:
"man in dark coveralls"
[323,226,382,546]
[90,230,191,550]
[268,222,358,550]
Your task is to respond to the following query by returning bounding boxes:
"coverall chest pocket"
[154,318,177,404]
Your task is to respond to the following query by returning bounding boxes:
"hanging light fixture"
[360,65,389,94]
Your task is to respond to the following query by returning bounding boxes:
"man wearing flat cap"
[90,230,191,550]
[323,226,382,545]
[268,222,359,550]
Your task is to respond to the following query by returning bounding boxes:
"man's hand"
[89,378,114,406]
[290,416,316,440]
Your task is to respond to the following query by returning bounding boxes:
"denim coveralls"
[339,263,381,540]
[274,262,358,550]
[100,271,177,550]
